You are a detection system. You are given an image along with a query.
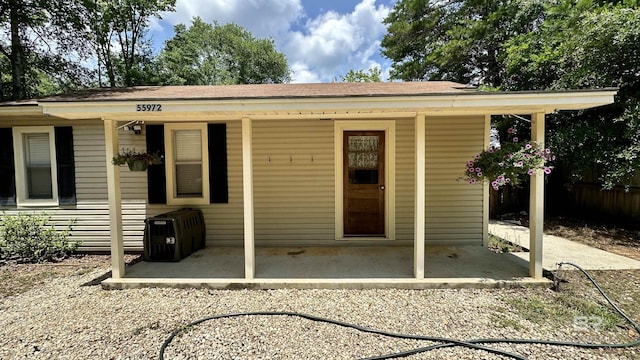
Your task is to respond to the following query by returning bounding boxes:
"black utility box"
[143,208,206,261]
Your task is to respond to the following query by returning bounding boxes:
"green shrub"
[0,212,79,263]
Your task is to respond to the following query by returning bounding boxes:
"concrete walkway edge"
[489,220,640,271]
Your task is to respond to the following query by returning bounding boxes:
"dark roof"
[37,82,471,102]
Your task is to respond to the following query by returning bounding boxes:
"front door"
[343,131,385,236]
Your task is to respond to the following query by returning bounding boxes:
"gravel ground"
[0,258,638,359]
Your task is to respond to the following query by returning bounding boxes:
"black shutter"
[146,125,166,204]
[208,123,228,203]
[54,126,76,205]
[0,128,16,206]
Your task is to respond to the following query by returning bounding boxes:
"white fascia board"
[38,90,617,120]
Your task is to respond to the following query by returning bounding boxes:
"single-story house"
[0,82,616,288]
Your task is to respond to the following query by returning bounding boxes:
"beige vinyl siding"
[425,116,485,244]
[395,118,416,242]
[144,121,244,246]
[0,122,117,252]
[252,119,335,245]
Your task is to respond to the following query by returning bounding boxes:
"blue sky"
[148,0,396,83]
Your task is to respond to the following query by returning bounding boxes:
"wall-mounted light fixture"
[118,120,145,135]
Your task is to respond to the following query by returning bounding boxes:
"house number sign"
[136,104,162,111]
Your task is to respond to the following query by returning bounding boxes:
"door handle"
[380,185,385,190]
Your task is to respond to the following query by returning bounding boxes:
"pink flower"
[507,128,515,134]
[545,148,551,154]
[527,169,535,175]
[491,181,498,187]
[515,161,523,167]
[488,147,494,153]
[467,161,474,167]
[525,143,532,149]
[469,179,477,184]
[477,172,483,177]
[497,175,504,181]
[493,186,499,191]
[498,162,504,167]
[513,137,519,142]
[468,167,475,173]
[544,167,552,174]
[475,167,481,172]
[474,154,481,159]
[505,178,511,183]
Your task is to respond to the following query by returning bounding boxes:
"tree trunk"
[9,0,25,100]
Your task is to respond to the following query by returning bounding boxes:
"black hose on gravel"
[158,262,640,360]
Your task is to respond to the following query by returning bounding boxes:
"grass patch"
[504,290,622,331]
[490,313,525,330]
[488,234,525,253]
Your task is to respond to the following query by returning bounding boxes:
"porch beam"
[529,113,545,278]
[103,118,125,278]
[242,117,255,279]
[414,114,426,279]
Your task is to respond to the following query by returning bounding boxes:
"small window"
[12,127,58,206]
[164,123,209,205]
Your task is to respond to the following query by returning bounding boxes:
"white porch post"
[241,117,255,279]
[529,113,545,278]
[103,118,125,278]
[414,114,426,279]
[483,115,491,247]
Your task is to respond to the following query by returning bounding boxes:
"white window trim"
[164,123,210,205]
[334,120,396,241]
[12,126,59,207]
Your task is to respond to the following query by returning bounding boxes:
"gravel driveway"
[0,259,638,359]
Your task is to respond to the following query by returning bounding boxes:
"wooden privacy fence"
[568,183,640,221]
[490,180,640,223]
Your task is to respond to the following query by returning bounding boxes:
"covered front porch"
[101,245,547,289]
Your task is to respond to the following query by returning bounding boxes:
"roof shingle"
[38,82,470,102]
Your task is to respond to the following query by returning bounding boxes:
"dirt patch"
[545,217,640,260]
[0,254,140,297]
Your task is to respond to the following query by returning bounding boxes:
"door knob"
[380,185,385,190]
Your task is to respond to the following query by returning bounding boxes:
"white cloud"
[285,0,391,82]
[156,0,303,38]
[290,62,322,83]
[150,0,392,83]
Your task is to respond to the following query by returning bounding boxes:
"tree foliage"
[86,0,175,87]
[382,0,640,188]
[339,67,382,82]
[155,17,290,85]
[0,0,93,100]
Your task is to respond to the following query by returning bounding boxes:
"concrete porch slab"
[102,245,551,289]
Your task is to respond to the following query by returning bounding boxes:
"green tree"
[503,2,640,188]
[382,0,640,188]
[0,0,92,100]
[156,17,290,85]
[381,0,543,86]
[85,0,175,87]
[339,67,382,82]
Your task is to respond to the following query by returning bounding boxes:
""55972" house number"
[136,104,162,112]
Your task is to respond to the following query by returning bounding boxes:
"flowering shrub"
[463,128,554,190]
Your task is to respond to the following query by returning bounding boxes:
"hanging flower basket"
[111,148,162,171]
[127,159,149,171]
[461,128,554,190]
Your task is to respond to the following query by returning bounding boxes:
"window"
[12,127,59,206]
[164,123,209,205]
